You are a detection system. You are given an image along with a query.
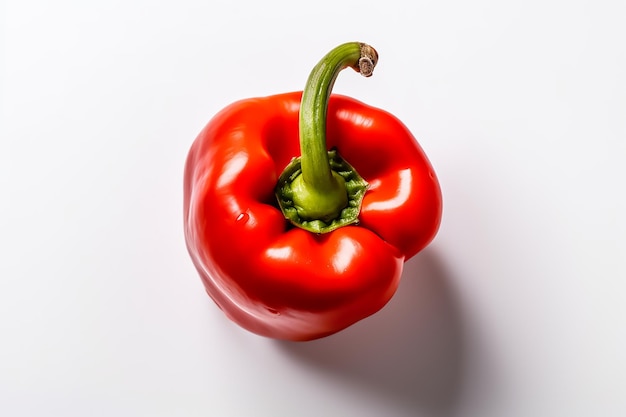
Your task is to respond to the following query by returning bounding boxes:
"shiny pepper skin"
[184,91,442,341]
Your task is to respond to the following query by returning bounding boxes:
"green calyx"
[275,42,378,234]
[276,149,369,233]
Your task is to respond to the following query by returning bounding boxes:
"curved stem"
[275,42,377,233]
[299,42,378,189]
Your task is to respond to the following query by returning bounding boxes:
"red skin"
[184,92,442,341]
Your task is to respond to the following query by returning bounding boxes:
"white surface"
[2,1,625,416]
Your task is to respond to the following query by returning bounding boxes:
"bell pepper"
[184,42,442,341]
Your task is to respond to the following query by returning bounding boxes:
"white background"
[2,1,625,416]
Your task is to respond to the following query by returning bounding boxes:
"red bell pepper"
[184,42,442,341]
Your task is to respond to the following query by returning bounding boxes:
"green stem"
[299,42,378,189]
[275,42,377,233]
